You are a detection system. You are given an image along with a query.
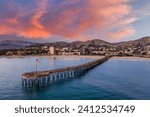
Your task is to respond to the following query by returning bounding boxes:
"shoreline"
[111,56,150,61]
[0,55,150,60]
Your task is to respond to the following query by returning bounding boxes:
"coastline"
[0,55,103,59]
[111,56,150,61]
[0,55,150,60]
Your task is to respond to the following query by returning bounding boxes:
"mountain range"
[0,40,36,50]
[0,36,150,50]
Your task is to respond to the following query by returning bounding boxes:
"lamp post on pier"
[36,58,40,74]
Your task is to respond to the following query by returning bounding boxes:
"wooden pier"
[22,56,111,87]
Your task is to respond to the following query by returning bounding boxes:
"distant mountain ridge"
[41,37,150,49]
[0,36,150,50]
[0,40,37,50]
[116,36,150,48]
[40,39,113,49]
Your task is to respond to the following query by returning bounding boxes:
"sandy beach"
[111,56,150,61]
[42,55,150,61]
[54,55,105,59]
[0,55,150,60]
[35,55,150,61]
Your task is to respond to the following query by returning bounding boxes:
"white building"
[147,51,150,55]
[62,47,69,51]
[62,52,80,55]
[42,46,48,50]
[49,46,55,55]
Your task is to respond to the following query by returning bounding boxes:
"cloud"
[108,28,135,41]
[0,0,136,41]
[108,28,135,40]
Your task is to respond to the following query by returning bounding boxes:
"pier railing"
[22,56,111,87]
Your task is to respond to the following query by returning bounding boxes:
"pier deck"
[22,56,111,87]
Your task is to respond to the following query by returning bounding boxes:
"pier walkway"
[22,56,111,87]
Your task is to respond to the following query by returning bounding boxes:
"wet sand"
[111,56,150,61]
[0,55,150,60]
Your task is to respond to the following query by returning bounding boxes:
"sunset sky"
[0,0,150,42]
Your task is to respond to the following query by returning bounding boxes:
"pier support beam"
[22,56,111,87]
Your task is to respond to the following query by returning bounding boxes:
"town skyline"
[0,36,150,58]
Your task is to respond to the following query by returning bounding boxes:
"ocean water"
[0,56,150,100]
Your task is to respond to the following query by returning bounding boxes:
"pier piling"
[22,56,111,87]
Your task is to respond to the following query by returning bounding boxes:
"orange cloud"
[31,0,48,30]
[0,0,136,41]
[108,28,135,40]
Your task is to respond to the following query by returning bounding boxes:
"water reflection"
[0,57,150,100]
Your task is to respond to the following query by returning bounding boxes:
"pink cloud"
[0,0,136,41]
[108,28,135,40]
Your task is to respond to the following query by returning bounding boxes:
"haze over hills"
[0,40,37,50]
[35,36,150,49]
[0,36,150,50]
[116,36,150,48]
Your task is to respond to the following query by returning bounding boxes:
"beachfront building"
[61,52,81,55]
[147,51,150,55]
[91,50,106,55]
[49,46,55,55]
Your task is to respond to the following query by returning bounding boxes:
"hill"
[116,36,150,48]
[0,36,150,50]
[0,40,36,50]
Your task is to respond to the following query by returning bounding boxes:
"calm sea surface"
[0,56,150,100]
